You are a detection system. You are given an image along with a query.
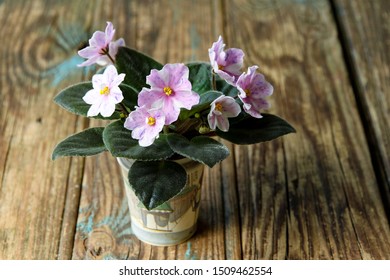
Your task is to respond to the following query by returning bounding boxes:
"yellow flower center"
[218,65,224,70]
[164,86,173,96]
[215,102,223,111]
[244,88,251,97]
[100,86,110,95]
[147,116,156,126]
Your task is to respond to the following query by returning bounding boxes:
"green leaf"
[186,62,213,94]
[167,134,229,167]
[53,82,120,119]
[52,127,106,160]
[129,160,187,210]
[115,46,163,91]
[216,79,239,97]
[179,90,222,120]
[103,120,174,160]
[120,83,138,111]
[216,113,296,145]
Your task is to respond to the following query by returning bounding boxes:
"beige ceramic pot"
[117,157,204,246]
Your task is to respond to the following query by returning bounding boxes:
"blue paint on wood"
[44,22,97,86]
[184,242,198,260]
[76,208,96,234]
[189,25,200,61]
[169,0,181,23]
[76,198,132,237]
[46,55,96,87]
[103,254,115,260]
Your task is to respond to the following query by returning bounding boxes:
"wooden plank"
[71,0,234,260]
[71,153,135,260]
[331,0,390,216]
[3,0,388,261]
[221,142,243,259]
[224,0,390,259]
[0,0,90,259]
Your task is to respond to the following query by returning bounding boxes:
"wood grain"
[1,0,389,260]
[0,1,92,259]
[70,0,230,260]
[224,0,390,259]
[332,0,390,215]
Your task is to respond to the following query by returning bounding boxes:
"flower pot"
[117,157,205,246]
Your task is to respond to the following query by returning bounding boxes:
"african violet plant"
[52,22,295,210]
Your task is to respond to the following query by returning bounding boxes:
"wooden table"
[1,0,389,260]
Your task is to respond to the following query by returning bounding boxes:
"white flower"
[124,106,166,147]
[208,95,241,132]
[82,65,125,117]
[78,22,125,67]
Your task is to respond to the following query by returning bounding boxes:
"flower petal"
[104,22,115,44]
[146,69,168,88]
[96,56,112,66]
[103,65,118,82]
[138,88,164,108]
[172,90,200,110]
[87,103,100,117]
[92,73,104,88]
[113,73,126,87]
[207,113,217,130]
[224,48,244,74]
[215,115,230,132]
[99,99,116,117]
[83,89,99,105]
[108,88,124,104]
[78,46,99,58]
[89,30,106,48]
[131,126,145,140]
[77,55,100,67]
[166,63,189,87]
[161,98,180,124]
[125,107,144,130]
[109,38,125,58]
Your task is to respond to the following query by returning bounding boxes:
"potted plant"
[52,22,295,246]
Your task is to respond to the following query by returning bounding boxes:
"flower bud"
[198,124,210,134]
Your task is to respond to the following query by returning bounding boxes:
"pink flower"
[208,95,241,132]
[209,36,244,85]
[236,66,273,118]
[138,63,200,124]
[82,65,125,117]
[124,106,166,147]
[78,22,125,67]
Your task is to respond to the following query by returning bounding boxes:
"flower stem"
[119,102,129,117]
[106,52,115,64]
[212,71,217,90]
[102,48,116,64]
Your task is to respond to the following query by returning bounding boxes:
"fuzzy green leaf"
[216,113,296,144]
[120,83,139,111]
[115,46,163,91]
[52,127,106,160]
[186,62,213,94]
[103,120,174,160]
[216,79,239,97]
[129,160,187,210]
[167,134,229,167]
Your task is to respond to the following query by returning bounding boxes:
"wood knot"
[84,228,116,259]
